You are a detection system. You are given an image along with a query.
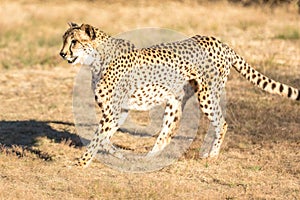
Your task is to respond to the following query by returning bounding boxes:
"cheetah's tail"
[231,51,300,101]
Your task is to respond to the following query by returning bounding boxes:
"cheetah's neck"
[90,36,135,91]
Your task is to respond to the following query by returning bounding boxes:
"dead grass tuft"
[0,144,53,161]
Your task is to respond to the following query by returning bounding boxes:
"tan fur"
[60,23,299,167]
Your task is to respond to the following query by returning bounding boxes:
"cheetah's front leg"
[77,111,120,167]
[147,96,182,157]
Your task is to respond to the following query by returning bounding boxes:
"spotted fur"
[60,23,299,167]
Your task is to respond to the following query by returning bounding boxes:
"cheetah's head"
[60,22,98,65]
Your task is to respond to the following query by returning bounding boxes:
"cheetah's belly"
[122,84,186,111]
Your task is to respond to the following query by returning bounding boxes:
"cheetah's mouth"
[68,56,78,64]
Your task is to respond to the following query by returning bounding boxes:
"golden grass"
[0,1,299,70]
[0,0,299,199]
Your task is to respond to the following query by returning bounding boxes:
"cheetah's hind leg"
[197,87,227,158]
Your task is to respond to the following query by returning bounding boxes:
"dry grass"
[0,0,299,199]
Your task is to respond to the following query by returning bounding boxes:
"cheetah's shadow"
[0,120,84,159]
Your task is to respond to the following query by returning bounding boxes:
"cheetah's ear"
[80,24,96,40]
[68,22,79,28]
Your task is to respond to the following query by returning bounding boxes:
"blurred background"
[0,0,299,70]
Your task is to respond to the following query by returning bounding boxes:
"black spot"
[99,120,104,126]
[257,78,261,85]
[296,90,300,101]
[271,83,276,90]
[279,84,284,92]
[268,79,272,83]
[262,82,268,89]
[287,87,292,98]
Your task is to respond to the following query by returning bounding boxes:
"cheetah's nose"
[60,51,66,58]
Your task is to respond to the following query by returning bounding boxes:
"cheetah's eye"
[71,40,77,45]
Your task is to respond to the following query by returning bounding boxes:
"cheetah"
[60,23,299,167]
